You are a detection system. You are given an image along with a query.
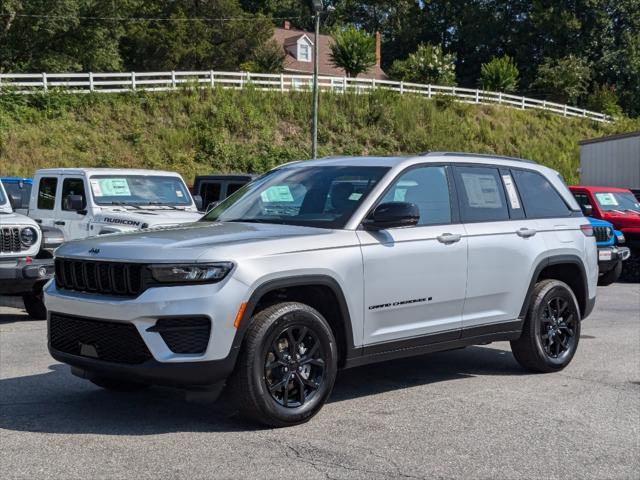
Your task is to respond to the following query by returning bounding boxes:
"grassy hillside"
[0,87,638,183]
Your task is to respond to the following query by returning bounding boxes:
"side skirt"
[343,320,523,369]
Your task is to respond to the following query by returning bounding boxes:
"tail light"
[580,224,594,237]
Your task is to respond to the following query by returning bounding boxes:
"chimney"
[283,20,291,30]
[375,31,381,67]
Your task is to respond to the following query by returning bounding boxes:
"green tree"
[120,0,272,71]
[533,55,591,105]
[240,39,285,73]
[480,55,519,92]
[329,26,376,77]
[389,43,456,85]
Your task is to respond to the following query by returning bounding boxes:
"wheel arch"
[520,255,592,320]
[235,275,356,367]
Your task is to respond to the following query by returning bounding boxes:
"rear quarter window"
[512,169,572,218]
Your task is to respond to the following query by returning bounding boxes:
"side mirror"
[193,194,203,211]
[64,194,85,213]
[8,192,22,210]
[363,202,420,230]
[581,204,593,217]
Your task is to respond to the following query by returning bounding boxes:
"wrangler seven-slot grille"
[0,227,22,253]
[55,258,144,296]
[49,313,152,364]
[593,226,611,243]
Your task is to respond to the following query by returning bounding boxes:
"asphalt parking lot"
[1,283,639,480]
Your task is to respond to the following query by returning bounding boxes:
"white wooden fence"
[0,70,610,122]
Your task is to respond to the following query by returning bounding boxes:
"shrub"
[389,43,456,86]
[240,39,286,74]
[587,84,623,117]
[329,26,376,78]
[533,55,591,105]
[480,55,519,92]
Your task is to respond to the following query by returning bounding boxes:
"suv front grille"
[55,258,144,297]
[151,317,211,354]
[0,227,22,253]
[593,226,611,243]
[49,313,152,364]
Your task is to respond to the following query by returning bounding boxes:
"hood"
[0,210,39,227]
[94,208,203,228]
[587,217,613,228]
[602,211,640,228]
[55,221,343,263]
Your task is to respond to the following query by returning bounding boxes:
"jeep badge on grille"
[88,248,100,254]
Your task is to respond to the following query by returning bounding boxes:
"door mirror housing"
[192,194,203,211]
[363,202,420,230]
[581,204,593,217]
[8,192,22,211]
[64,194,85,213]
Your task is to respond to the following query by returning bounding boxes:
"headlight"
[606,227,612,238]
[20,227,38,246]
[149,263,233,284]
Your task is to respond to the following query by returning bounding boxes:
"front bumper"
[598,246,631,273]
[0,258,55,295]
[44,277,249,386]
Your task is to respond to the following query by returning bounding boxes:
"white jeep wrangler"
[27,168,203,241]
[0,179,54,318]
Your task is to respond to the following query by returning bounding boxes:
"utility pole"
[311,2,323,160]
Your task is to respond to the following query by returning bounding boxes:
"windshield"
[594,191,640,213]
[202,165,389,229]
[89,175,192,207]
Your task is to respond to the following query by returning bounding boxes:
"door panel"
[58,176,89,240]
[358,226,467,345]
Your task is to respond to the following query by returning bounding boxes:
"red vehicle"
[570,186,640,280]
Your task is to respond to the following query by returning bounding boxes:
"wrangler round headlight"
[20,227,38,246]
[149,263,233,284]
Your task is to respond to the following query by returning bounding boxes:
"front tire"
[228,302,338,427]
[511,279,581,373]
[598,261,622,286]
[22,290,47,320]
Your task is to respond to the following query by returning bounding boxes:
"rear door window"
[37,177,58,210]
[454,166,509,222]
[512,169,572,218]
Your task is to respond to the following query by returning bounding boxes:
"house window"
[299,43,311,62]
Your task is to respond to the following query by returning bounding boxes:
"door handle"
[54,221,66,226]
[516,227,537,238]
[437,233,462,244]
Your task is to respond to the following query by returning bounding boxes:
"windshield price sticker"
[261,185,294,203]
[595,193,619,206]
[502,174,521,209]
[91,178,132,197]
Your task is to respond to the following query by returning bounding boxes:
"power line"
[0,13,309,23]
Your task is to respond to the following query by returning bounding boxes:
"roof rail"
[437,152,538,164]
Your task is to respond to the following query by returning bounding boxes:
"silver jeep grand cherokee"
[45,153,598,427]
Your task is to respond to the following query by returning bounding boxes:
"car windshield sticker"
[502,174,521,209]
[349,192,363,201]
[176,190,184,197]
[461,173,502,208]
[261,185,294,203]
[91,178,131,197]
[393,188,407,201]
[595,193,619,206]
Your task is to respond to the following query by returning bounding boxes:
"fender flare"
[231,274,356,363]
[519,254,590,319]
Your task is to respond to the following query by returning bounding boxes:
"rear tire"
[90,377,149,392]
[598,261,622,286]
[22,290,47,320]
[511,279,581,373]
[227,302,338,427]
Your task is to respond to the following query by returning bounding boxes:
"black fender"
[519,254,592,320]
[230,274,357,365]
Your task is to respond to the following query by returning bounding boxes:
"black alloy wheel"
[538,295,578,361]
[264,324,326,408]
